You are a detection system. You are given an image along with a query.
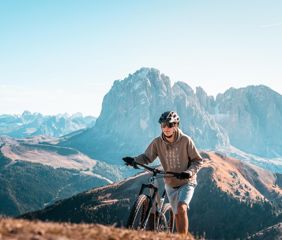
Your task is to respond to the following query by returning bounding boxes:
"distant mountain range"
[21,152,282,239]
[0,111,96,138]
[59,68,282,170]
[0,135,122,216]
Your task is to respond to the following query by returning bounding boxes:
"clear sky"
[1,0,281,116]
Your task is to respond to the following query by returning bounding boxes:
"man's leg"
[175,202,188,234]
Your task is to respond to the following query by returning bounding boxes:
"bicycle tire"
[127,194,150,230]
[159,203,175,232]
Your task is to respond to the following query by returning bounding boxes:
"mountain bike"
[126,162,181,232]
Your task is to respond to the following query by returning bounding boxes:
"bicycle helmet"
[158,111,180,124]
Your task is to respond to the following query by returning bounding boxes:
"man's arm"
[186,138,203,176]
[134,139,158,165]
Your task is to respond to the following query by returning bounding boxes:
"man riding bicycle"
[123,111,203,234]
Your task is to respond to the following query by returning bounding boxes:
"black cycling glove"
[122,157,138,169]
[175,171,192,179]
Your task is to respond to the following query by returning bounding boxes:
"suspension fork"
[154,189,167,230]
[139,183,158,229]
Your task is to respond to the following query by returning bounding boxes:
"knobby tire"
[127,194,150,230]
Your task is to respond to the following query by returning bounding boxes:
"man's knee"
[177,202,187,215]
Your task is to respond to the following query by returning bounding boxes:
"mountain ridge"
[21,151,282,239]
[0,111,96,138]
[0,136,122,216]
[60,67,282,171]
[60,68,228,164]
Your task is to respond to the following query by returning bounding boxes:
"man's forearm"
[134,154,152,165]
[187,158,203,176]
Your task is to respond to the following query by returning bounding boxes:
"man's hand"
[175,171,192,179]
[122,157,138,169]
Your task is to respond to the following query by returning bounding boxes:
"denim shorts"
[165,183,196,214]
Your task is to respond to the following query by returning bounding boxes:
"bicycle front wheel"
[127,194,150,230]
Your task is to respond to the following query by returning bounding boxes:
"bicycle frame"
[137,172,167,230]
[126,161,178,231]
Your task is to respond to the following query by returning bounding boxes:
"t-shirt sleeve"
[134,139,158,165]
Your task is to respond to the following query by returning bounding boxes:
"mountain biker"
[123,111,203,234]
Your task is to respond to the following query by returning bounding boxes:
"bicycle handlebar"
[133,162,181,177]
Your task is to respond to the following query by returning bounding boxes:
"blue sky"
[0,0,282,116]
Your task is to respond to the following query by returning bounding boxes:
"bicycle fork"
[138,183,158,229]
[155,190,167,230]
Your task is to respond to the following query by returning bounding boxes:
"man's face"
[161,122,176,137]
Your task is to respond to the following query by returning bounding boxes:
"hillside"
[21,152,282,239]
[0,218,194,240]
[0,136,122,216]
[248,222,282,240]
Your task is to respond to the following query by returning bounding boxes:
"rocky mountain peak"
[62,68,282,162]
[195,87,215,114]
[173,81,194,97]
[92,68,175,163]
[215,85,282,157]
[66,68,228,163]
[125,67,172,97]
[22,110,32,116]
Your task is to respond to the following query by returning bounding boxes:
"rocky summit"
[61,68,229,164]
[61,68,282,164]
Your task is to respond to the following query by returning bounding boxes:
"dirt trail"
[0,218,194,240]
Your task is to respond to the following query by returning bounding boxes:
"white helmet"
[158,111,180,124]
